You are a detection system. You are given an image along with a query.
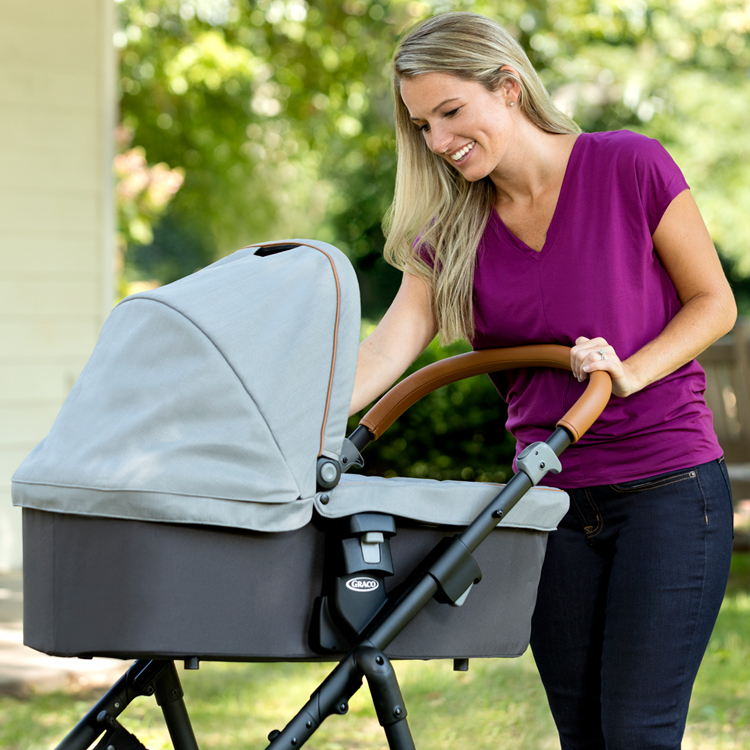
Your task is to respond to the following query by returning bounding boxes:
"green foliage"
[114,135,185,248]
[114,0,408,309]
[116,0,750,294]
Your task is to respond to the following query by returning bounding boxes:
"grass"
[684,552,750,749]
[1,554,749,750]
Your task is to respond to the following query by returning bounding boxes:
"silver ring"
[598,348,606,361]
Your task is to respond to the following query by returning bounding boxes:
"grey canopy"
[13,239,568,534]
[13,240,360,532]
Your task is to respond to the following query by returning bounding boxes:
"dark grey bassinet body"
[22,504,551,661]
[13,240,568,665]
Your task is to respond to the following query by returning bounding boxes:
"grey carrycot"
[11,240,610,750]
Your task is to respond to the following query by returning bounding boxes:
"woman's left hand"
[570,336,638,398]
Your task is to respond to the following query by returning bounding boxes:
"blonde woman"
[350,11,737,750]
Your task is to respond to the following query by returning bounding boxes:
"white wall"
[0,0,116,569]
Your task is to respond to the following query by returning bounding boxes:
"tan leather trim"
[316,248,341,457]
[249,241,341,457]
[360,344,611,443]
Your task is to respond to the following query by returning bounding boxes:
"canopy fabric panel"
[13,240,361,532]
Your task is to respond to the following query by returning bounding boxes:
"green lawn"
[2,554,748,750]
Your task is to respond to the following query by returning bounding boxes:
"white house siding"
[0,0,116,569]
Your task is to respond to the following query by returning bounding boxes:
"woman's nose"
[428,124,452,155]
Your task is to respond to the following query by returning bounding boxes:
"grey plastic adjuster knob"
[516,442,562,485]
[316,457,342,489]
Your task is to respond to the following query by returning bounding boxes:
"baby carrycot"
[12,240,610,749]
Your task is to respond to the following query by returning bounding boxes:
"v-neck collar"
[490,133,584,259]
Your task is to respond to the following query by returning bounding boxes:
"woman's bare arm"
[572,189,737,396]
[350,271,438,415]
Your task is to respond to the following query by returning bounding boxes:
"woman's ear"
[498,65,521,101]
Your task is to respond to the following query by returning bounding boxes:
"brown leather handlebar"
[359,344,612,443]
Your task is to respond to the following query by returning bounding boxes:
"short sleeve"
[633,135,690,234]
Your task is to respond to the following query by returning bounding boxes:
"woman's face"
[399,71,517,182]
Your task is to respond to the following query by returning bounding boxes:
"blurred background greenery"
[113,0,750,480]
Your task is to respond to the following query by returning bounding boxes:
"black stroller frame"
[50,345,610,750]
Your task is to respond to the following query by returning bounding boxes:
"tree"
[116,0,750,302]
[115,0,404,308]
[114,0,750,479]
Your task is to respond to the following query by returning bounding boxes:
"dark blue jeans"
[530,458,734,750]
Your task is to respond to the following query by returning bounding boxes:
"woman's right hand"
[349,271,438,416]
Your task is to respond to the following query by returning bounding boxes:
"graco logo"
[346,577,379,593]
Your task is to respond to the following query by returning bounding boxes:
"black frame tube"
[347,424,374,453]
[154,661,200,750]
[54,660,199,750]
[55,660,171,750]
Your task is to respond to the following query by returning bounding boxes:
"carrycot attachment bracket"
[427,536,482,607]
[339,436,365,473]
[311,513,397,652]
[516,441,562,486]
[316,439,365,492]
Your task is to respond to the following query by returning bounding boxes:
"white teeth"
[451,142,474,161]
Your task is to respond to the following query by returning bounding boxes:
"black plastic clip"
[93,716,149,750]
[339,438,365,473]
[427,536,482,607]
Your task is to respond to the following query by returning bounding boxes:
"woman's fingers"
[571,337,615,381]
[571,336,636,397]
[582,345,614,373]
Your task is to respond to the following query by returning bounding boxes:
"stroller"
[11,240,610,750]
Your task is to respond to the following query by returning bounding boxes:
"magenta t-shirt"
[471,130,722,488]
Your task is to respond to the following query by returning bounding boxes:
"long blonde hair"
[384,12,580,343]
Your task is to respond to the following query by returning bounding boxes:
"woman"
[350,11,737,750]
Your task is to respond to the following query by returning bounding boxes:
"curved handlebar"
[359,344,612,444]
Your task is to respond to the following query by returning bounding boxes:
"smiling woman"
[349,10,738,750]
[384,16,580,346]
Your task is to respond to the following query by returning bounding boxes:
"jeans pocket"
[610,468,697,493]
[717,456,733,500]
[714,457,735,537]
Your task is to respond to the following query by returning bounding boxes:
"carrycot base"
[22,507,548,662]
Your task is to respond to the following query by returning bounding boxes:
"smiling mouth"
[450,142,475,162]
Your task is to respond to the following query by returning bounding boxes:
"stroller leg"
[55,660,199,750]
[265,652,364,749]
[56,660,165,750]
[265,644,415,750]
[152,661,199,750]
[354,646,415,750]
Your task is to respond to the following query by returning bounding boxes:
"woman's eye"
[444,107,461,118]
[418,123,430,133]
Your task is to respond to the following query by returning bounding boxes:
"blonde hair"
[383,12,580,343]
